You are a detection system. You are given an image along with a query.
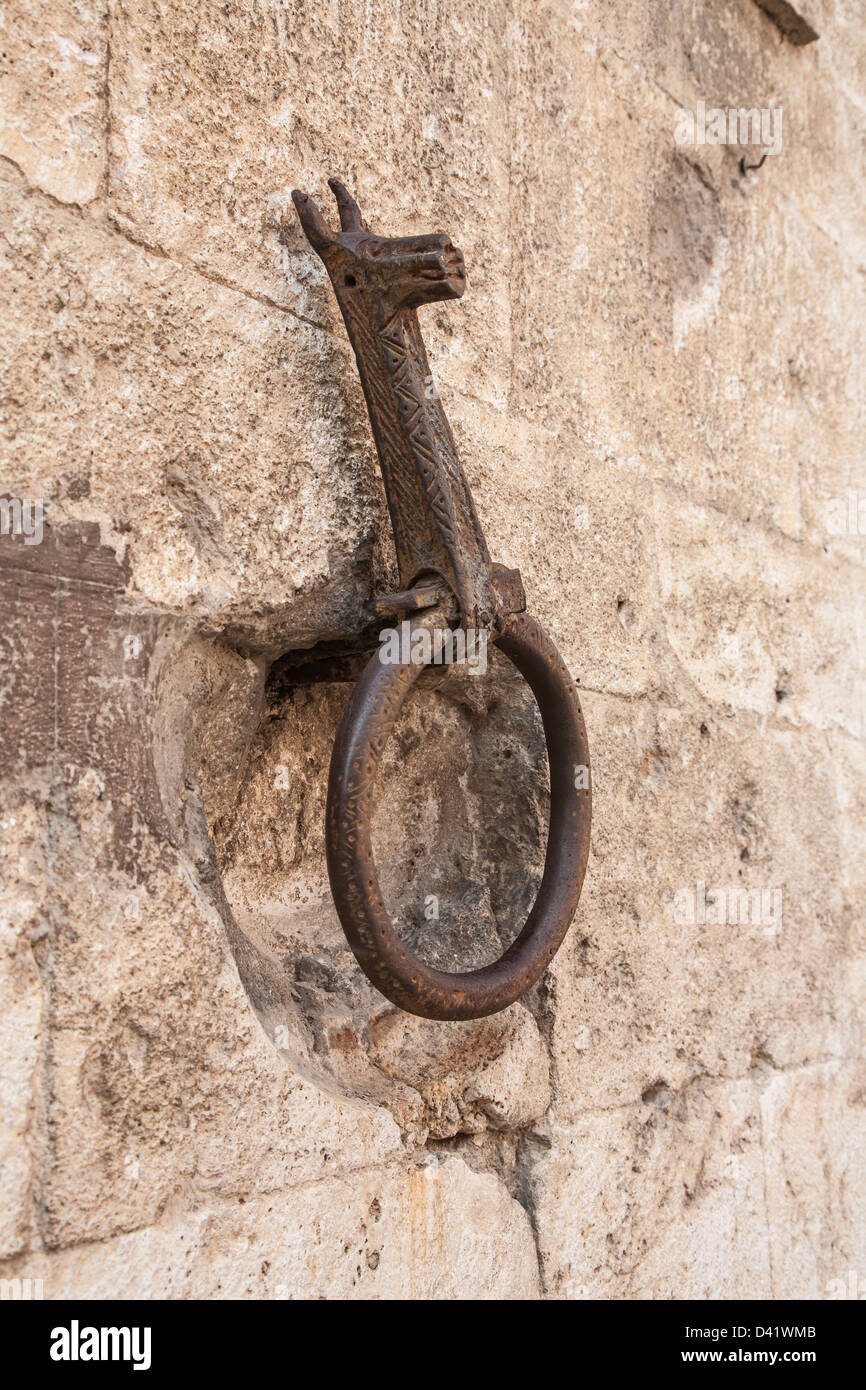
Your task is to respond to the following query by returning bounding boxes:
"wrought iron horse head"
[289,179,591,1021]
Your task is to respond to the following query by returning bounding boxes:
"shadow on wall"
[152,632,555,1146]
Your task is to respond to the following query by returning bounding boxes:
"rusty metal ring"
[325,610,591,1020]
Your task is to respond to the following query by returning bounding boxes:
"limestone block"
[444,394,669,699]
[548,690,858,1116]
[530,1078,772,1299]
[759,1061,866,1298]
[0,1,105,204]
[1,1156,541,1299]
[1,0,864,1302]
[107,0,514,401]
[36,853,404,1249]
[0,178,378,628]
[654,486,865,736]
[0,794,45,1258]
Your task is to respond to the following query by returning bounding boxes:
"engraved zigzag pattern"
[342,300,433,576]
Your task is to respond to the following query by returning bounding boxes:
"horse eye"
[344,274,357,287]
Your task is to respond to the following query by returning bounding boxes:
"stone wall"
[1,0,864,1299]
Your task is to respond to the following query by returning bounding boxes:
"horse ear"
[291,190,335,253]
[328,178,366,233]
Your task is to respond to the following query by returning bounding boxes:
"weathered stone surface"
[1,0,864,1301]
[0,794,45,1258]
[530,1077,772,1299]
[0,1,106,204]
[759,1061,866,1298]
[0,179,379,631]
[548,689,857,1118]
[107,0,514,403]
[0,1154,541,1299]
[508,3,866,540]
[444,395,669,698]
[654,488,865,736]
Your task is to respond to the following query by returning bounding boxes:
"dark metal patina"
[291,179,591,1020]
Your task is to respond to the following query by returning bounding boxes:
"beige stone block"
[814,1,866,100]
[507,6,866,540]
[107,0,514,398]
[654,486,865,736]
[0,1,105,204]
[0,178,380,626]
[1,1155,540,1299]
[829,731,866,939]
[0,795,45,1257]
[444,396,668,698]
[37,860,402,1248]
[760,1061,866,1298]
[530,1078,771,1299]
[549,690,858,1116]
[1,0,864,1303]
